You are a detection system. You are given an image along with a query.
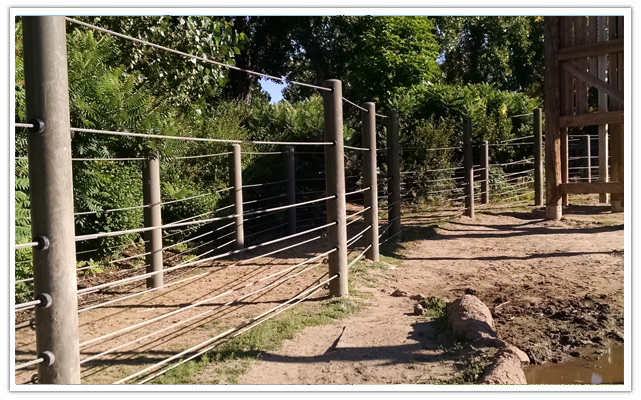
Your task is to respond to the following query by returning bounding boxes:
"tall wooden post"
[143,150,164,289]
[387,110,401,235]
[322,79,348,297]
[480,140,489,205]
[229,144,244,249]
[284,146,297,235]
[463,116,475,218]
[534,108,544,206]
[544,17,563,220]
[361,102,379,262]
[23,16,81,384]
[597,16,609,204]
[609,16,624,213]
[560,17,571,208]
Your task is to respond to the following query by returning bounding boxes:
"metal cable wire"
[172,152,233,160]
[65,17,332,93]
[490,158,534,168]
[344,145,369,152]
[70,126,334,147]
[345,187,371,197]
[399,146,463,152]
[114,272,337,384]
[71,157,146,161]
[79,248,334,350]
[342,97,368,112]
[15,299,42,310]
[81,255,327,365]
[242,180,287,189]
[76,223,334,296]
[15,357,44,371]
[74,204,149,217]
[75,195,333,242]
[133,281,330,384]
[347,244,373,269]
[15,242,39,250]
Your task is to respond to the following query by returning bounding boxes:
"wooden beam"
[559,182,624,195]
[559,110,624,128]
[560,61,624,102]
[544,17,563,220]
[558,38,624,60]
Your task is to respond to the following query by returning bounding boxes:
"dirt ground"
[14,196,624,385]
[239,198,624,384]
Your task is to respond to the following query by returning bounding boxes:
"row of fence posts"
[19,17,402,383]
[461,109,545,219]
[20,16,550,384]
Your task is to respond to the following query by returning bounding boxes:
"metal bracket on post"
[463,116,475,218]
[322,79,348,297]
[143,149,164,289]
[534,108,544,206]
[285,146,297,235]
[229,144,244,249]
[361,102,379,262]
[481,140,489,205]
[387,110,401,236]
[22,16,80,384]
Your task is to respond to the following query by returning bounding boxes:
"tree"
[434,16,544,98]
[73,16,248,111]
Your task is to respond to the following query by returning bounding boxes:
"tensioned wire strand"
[69,126,333,146]
[133,282,330,384]
[114,272,338,384]
[77,234,323,314]
[64,17,331,93]
[75,222,335,296]
[79,248,335,349]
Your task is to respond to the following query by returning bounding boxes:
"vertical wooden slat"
[574,17,588,115]
[597,16,609,203]
[544,17,563,220]
[609,16,624,212]
[559,17,572,207]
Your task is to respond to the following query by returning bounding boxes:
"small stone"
[414,304,425,316]
[391,289,409,297]
[410,294,426,301]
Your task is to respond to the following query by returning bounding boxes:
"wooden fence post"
[463,116,475,218]
[322,79,348,297]
[544,17,563,220]
[22,16,81,384]
[229,144,244,249]
[143,149,164,289]
[534,108,544,206]
[362,102,379,262]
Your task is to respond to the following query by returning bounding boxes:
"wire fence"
[13,16,573,385]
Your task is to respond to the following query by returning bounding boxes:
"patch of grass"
[149,296,364,384]
[420,297,447,319]
[457,347,497,384]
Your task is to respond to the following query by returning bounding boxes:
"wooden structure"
[544,16,624,220]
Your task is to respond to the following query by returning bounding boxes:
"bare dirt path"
[240,202,624,384]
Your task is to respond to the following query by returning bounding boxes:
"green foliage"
[435,16,544,98]
[76,16,248,110]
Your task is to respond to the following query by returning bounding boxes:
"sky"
[259,77,285,103]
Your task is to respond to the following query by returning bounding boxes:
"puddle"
[524,342,624,385]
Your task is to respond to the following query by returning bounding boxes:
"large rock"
[447,294,497,341]
[479,348,527,385]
